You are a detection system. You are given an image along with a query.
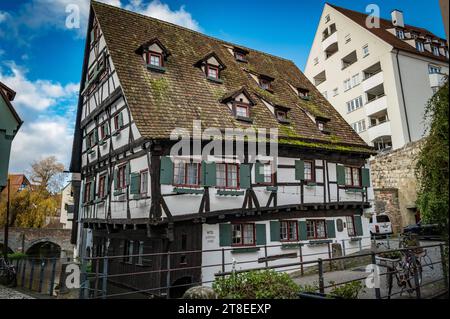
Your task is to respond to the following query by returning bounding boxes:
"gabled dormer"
[136,38,171,73]
[194,52,226,83]
[301,106,331,134]
[257,96,290,124]
[233,47,249,63]
[246,69,274,92]
[220,87,255,122]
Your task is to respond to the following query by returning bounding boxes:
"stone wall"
[370,140,424,233]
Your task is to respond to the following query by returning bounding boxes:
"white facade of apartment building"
[305,4,449,151]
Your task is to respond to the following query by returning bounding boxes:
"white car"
[369,214,393,237]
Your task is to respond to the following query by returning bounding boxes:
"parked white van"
[369,214,393,237]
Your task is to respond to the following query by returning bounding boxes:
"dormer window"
[195,52,226,84]
[432,46,440,56]
[316,119,331,134]
[206,64,219,79]
[276,109,289,123]
[416,41,424,52]
[297,88,310,100]
[317,121,325,131]
[137,38,170,73]
[235,103,250,118]
[260,78,272,91]
[396,29,405,39]
[235,51,246,62]
[146,51,163,67]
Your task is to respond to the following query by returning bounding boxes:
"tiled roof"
[330,4,449,63]
[91,1,373,154]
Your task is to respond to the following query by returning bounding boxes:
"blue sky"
[0,0,446,174]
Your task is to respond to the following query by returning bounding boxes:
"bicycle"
[0,257,17,288]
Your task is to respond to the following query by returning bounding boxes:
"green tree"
[415,81,449,233]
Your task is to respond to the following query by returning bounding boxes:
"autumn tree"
[30,156,65,193]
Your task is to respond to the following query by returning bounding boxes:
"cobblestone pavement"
[0,285,34,299]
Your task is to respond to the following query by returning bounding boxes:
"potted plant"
[375,251,402,268]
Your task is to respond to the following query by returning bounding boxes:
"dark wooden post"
[221,248,225,273]
[440,244,448,290]
[299,244,304,276]
[411,254,421,299]
[318,259,324,293]
[166,251,171,299]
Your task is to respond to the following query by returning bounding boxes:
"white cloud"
[0,11,8,23]
[0,62,77,173]
[0,62,78,112]
[10,117,74,174]
[125,0,201,31]
[1,0,200,40]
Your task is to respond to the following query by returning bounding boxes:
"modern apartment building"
[305,4,449,151]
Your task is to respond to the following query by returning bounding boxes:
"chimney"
[391,9,404,28]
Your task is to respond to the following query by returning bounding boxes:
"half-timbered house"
[70,1,376,298]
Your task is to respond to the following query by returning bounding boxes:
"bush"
[213,270,299,299]
[329,281,364,299]
[7,253,27,261]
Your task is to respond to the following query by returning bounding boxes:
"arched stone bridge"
[0,227,74,257]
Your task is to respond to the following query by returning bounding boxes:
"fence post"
[29,259,35,290]
[371,252,381,299]
[411,254,421,299]
[166,251,171,299]
[94,258,100,298]
[299,244,304,276]
[440,244,448,290]
[79,257,88,299]
[264,245,268,268]
[38,259,45,293]
[21,260,26,287]
[327,242,332,271]
[318,259,324,294]
[48,258,57,296]
[221,248,225,273]
[102,256,108,299]
[341,240,346,256]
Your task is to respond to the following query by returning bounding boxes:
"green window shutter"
[256,224,267,245]
[118,112,124,128]
[202,161,216,187]
[113,168,118,190]
[90,180,96,201]
[361,168,370,187]
[326,220,336,238]
[295,160,305,181]
[354,215,364,236]
[105,174,109,195]
[105,123,110,136]
[160,156,174,185]
[298,221,307,240]
[270,221,280,242]
[81,182,86,203]
[255,162,265,184]
[219,224,232,247]
[125,162,131,186]
[336,165,346,185]
[94,129,99,144]
[239,164,251,189]
[130,173,140,194]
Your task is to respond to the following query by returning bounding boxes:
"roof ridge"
[91,0,295,64]
[328,3,446,40]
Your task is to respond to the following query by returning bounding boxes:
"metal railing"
[76,235,448,299]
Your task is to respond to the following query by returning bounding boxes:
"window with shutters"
[140,170,148,194]
[117,165,127,190]
[304,161,315,182]
[344,166,361,187]
[100,122,108,140]
[306,220,327,239]
[346,216,356,237]
[174,161,201,187]
[280,220,298,242]
[90,21,100,47]
[98,174,106,198]
[84,180,93,203]
[232,223,255,246]
[216,163,239,189]
[86,131,96,149]
[114,112,123,131]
